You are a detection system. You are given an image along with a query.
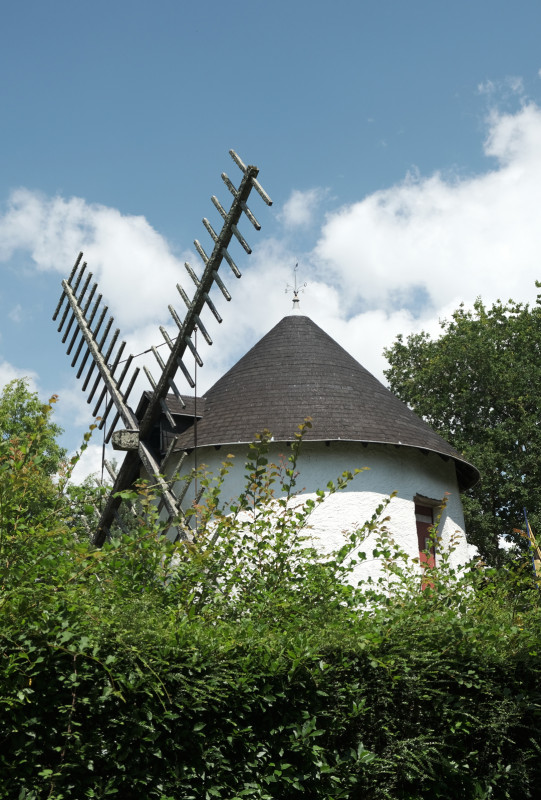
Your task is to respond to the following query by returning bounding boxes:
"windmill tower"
[162,313,480,583]
[53,151,272,545]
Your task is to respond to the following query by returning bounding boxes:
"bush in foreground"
[1,414,541,799]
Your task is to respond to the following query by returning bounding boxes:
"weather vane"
[285,263,307,312]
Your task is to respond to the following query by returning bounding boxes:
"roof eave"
[173,436,479,492]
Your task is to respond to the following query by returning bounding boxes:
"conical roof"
[174,315,479,490]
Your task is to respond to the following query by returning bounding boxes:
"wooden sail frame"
[53,151,272,544]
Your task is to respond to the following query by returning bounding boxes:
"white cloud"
[0,360,38,392]
[477,79,495,95]
[312,104,541,331]
[199,101,541,385]
[477,75,525,98]
[279,188,325,229]
[3,100,541,430]
[8,304,23,323]
[67,443,114,485]
[0,190,190,330]
[508,76,525,95]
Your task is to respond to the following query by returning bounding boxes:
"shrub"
[1,414,541,798]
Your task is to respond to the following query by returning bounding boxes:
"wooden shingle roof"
[173,314,479,490]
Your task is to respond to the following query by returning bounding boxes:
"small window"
[415,503,435,569]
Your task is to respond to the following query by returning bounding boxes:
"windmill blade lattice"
[53,151,272,544]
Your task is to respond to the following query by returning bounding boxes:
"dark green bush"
[1,414,541,799]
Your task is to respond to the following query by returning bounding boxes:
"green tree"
[0,378,65,476]
[0,379,67,531]
[384,291,541,565]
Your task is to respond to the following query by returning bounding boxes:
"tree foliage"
[384,291,541,565]
[0,381,67,531]
[0,379,65,475]
[2,406,541,798]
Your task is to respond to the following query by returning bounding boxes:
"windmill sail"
[53,150,272,544]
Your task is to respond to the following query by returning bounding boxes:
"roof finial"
[285,263,307,314]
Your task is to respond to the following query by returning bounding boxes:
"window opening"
[415,503,436,569]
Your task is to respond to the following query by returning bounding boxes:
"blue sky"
[2,0,541,477]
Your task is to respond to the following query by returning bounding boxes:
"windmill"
[53,151,272,545]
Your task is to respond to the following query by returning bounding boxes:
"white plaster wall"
[167,441,475,586]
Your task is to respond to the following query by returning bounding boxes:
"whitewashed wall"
[167,440,476,585]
